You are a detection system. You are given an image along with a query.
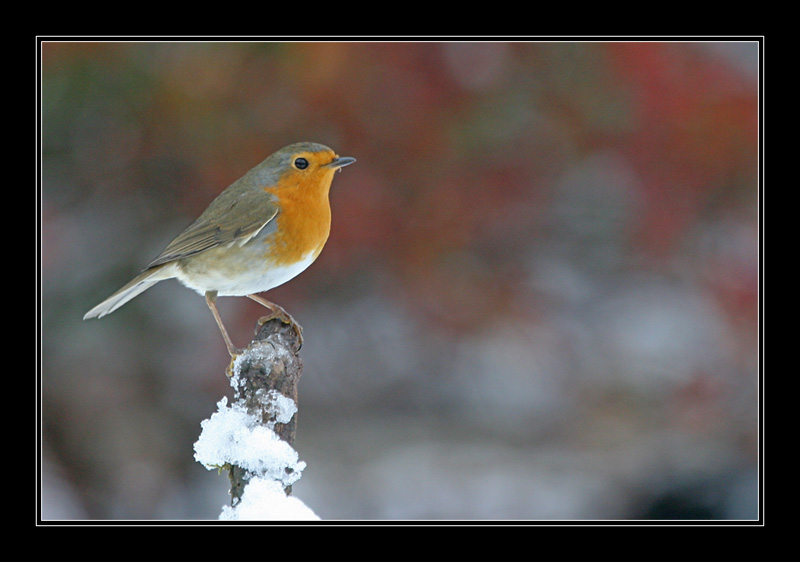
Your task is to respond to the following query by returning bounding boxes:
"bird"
[84,141,356,356]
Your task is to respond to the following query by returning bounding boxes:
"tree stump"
[194,316,305,509]
[228,317,304,503]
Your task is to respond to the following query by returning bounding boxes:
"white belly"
[173,250,319,297]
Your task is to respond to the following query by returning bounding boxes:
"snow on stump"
[193,317,318,520]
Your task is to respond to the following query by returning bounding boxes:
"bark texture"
[226,317,303,503]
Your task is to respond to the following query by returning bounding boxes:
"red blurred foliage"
[42,41,758,333]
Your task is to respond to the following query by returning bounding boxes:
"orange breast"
[262,172,334,265]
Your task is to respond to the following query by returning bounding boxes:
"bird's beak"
[326,156,356,170]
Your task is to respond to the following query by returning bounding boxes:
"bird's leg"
[205,290,242,357]
[246,293,304,348]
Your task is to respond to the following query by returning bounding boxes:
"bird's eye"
[294,157,309,170]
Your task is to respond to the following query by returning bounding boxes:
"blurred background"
[40,40,760,521]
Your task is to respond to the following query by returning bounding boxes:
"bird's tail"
[83,264,175,320]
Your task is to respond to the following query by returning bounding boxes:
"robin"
[83,141,356,356]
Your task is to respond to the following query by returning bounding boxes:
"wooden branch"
[224,317,304,504]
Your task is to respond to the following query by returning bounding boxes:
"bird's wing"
[145,189,279,269]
